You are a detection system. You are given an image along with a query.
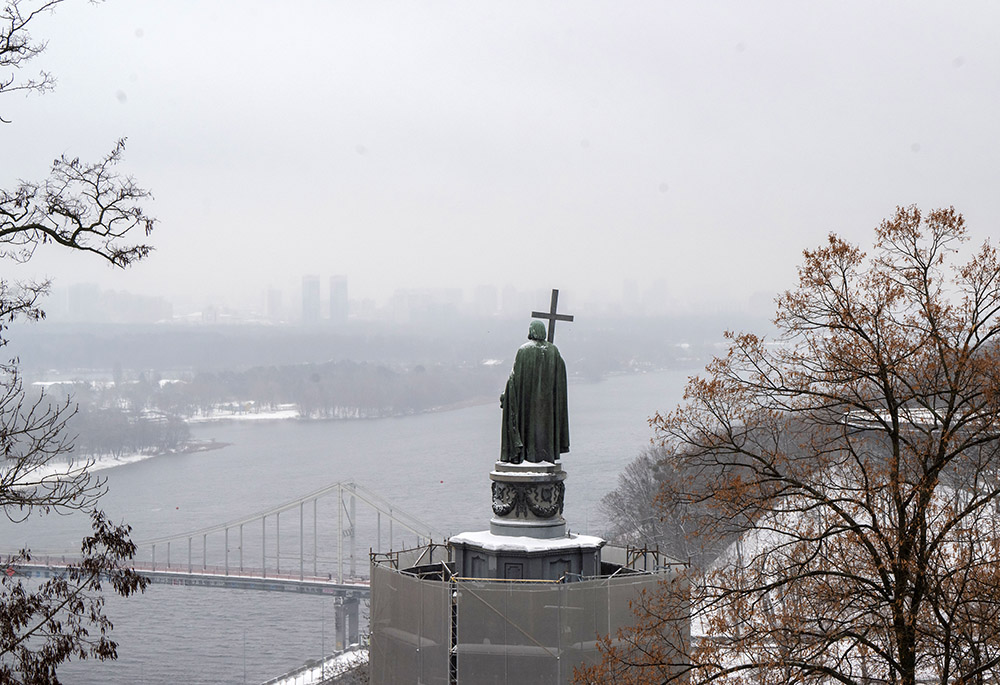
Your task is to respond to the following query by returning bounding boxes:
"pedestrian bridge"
[6,481,444,650]
[9,480,444,594]
[133,480,444,586]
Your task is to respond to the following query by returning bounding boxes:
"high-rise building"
[329,275,348,325]
[302,275,321,324]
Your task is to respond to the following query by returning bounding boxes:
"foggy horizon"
[5,1,1000,319]
[6,4,1000,681]
[40,276,765,324]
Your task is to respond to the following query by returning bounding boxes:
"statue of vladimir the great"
[499,320,570,464]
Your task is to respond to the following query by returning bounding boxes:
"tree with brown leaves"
[1,1,153,682]
[579,207,1000,685]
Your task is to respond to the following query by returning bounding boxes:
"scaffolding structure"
[369,544,685,684]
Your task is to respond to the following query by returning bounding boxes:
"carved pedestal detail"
[449,459,607,580]
[489,460,567,539]
[491,481,565,518]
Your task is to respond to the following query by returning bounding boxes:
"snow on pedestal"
[449,460,605,581]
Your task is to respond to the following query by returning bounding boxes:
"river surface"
[0,370,692,684]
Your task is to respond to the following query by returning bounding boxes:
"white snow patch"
[449,530,605,553]
[490,470,558,477]
[186,405,300,423]
[266,645,367,685]
[3,451,164,487]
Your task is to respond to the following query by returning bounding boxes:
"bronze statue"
[500,320,569,463]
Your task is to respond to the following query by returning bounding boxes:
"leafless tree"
[579,207,1000,685]
[1,1,154,682]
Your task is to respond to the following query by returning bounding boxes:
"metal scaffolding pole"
[276,511,280,574]
[152,544,156,572]
[338,485,343,584]
[313,499,318,577]
[262,516,266,579]
[225,528,229,576]
[167,541,171,568]
[188,537,192,574]
[377,512,381,554]
[349,494,356,577]
[239,523,244,573]
[299,501,304,581]
[203,534,207,571]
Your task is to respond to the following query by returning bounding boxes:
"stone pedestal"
[449,459,605,581]
[489,460,566,539]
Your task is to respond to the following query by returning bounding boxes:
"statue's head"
[528,320,546,341]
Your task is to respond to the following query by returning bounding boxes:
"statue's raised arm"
[500,320,569,464]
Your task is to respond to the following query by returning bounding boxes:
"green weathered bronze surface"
[499,320,570,463]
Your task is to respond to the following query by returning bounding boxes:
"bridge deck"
[12,562,371,597]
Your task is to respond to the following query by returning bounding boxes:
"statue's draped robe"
[500,338,570,463]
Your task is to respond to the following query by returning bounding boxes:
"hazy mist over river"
[6,1,1000,681]
[2,370,688,684]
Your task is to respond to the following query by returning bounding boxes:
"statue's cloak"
[500,338,570,463]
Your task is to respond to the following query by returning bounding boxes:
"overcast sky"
[4,1,999,315]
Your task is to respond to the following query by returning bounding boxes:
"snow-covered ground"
[187,404,300,423]
[3,402,301,486]
[263,645,367,685]
[3,451,168,488]
[88,452,158,473]
[3,439,233,486]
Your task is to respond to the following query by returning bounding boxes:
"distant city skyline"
[6,1,999,326]
[44,275,724,325]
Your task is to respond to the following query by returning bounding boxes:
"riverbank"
[89,438,232,472]
[186,405,300,423]
[182,398,497,423]
[4,439,233,485]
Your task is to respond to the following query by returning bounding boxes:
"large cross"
[532,289,575,343]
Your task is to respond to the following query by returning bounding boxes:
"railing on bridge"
[5,481,444,656]
[134,481,444,585]
[6,481,444,592]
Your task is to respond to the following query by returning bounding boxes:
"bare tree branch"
[0,1,154,680]
[582,207,1000,685]
[0,138,155,269]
